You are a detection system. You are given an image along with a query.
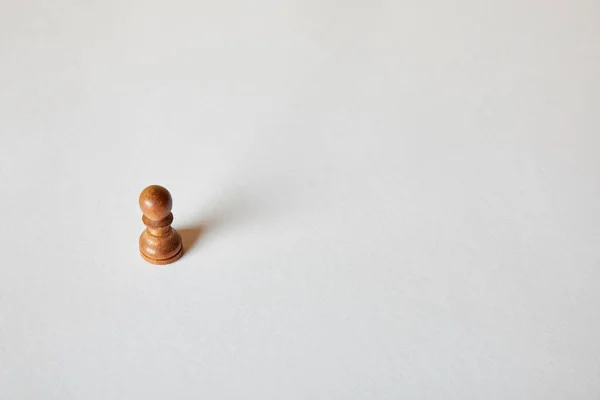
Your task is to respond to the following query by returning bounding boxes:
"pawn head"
[139,185,173,221]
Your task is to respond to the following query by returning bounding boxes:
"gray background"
[1,0,599,398]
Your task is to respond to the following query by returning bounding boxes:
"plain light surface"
[1,0,599,398]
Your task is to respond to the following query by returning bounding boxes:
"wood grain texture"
[139,185,183,265]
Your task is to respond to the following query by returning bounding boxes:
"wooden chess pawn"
[139,185,183,265]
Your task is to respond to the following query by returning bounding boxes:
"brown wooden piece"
[139,185,183,265]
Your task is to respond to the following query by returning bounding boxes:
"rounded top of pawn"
[139,185,173,221]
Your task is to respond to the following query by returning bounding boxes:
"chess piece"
[139,185,183,265]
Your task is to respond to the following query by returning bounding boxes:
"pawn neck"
[142,212,174,236]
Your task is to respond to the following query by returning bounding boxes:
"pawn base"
[140,246,183,265]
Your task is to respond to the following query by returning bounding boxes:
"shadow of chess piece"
[139,185,183,265]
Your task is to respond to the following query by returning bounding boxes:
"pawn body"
[139,185,183,265]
